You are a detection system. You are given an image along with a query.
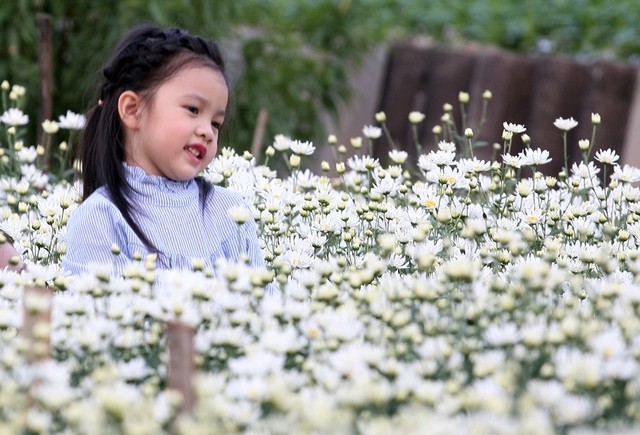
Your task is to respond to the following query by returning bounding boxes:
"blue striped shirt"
[62,164,267,277]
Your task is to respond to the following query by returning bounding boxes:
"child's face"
[124,65,228,181]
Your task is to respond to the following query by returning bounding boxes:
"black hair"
[80,24,228,254]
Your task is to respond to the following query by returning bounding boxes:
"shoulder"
[208,184,249,207]
[67,188,124,227]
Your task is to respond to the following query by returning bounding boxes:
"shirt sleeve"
[62,194,131,276]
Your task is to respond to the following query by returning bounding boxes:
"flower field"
[3,83,640,434]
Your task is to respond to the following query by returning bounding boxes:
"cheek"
[204,146,217,165]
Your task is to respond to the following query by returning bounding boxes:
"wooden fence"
[374,42,638,175]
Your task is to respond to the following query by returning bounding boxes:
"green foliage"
[1,0,639,155]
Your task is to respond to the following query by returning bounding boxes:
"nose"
[196,123,214,143]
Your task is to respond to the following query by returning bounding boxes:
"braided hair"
[80,24,228,254]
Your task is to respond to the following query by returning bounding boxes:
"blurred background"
[2,0,640,170]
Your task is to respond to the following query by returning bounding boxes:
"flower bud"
[409,111,425,124]
[289,154,301,168]
[265,146,275,157]
[111,244,121,255]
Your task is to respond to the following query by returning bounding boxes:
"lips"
[184,144,207,161]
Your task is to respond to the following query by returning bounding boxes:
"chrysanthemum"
[502,153,525,169]
[502,122,526,134]
[347,155,379,172]
[594,148,620,165]
[611,164,640,183]
[456,157,491,174]
[437,141,456,152]
[388,149,408,164]
[290,140,316,156]
[362,125,382,139]
[418,150,456,171]
[273,134,293,151]
[0,108,29,126]
[58,110,87,130]
[553,117,578,131]
[522,147,552,166]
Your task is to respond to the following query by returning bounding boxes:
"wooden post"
[22,286,52,363]
[165,321,196,414]
[37,13,53,172]
[250,108,269,159]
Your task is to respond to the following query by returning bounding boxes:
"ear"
[118,90,143,130]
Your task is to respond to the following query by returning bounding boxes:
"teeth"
[187,147,201,158]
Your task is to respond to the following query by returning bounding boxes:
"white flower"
[228,205,252,224]
[502,153,525,168]
[611,164,640,183]
[362,125,382,139]
[553,116,578,131]
[437,140,456,152]
[58,110,86,130]
[418,150,456,171]
[485,322,520,346]
[347,155,379,172]
[594,148,620,165]
[290,140,316,155]
[522,147,552,166]
[41,119,59,134]
[502,122,526,134]
[117,357,150,381]
[388,149,408,164]
[0,108,29,126]
[456,157,491,174]
[273,134,293,151]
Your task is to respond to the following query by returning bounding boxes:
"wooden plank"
[22,286,52,363]
[376,43,433,159]
[621,69,640,168]
[527,56,590,176]
[576,60,637,169]
[417,47,476,153]
[466,46,535,161]
[166,321,196,414]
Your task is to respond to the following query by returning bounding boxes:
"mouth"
[184,144,207,161]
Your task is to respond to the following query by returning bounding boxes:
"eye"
[211,120,223,130]
[185,106,199,114]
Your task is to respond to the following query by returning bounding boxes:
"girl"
[63,24,267,277]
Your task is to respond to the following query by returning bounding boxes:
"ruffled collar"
[122,163,199,206]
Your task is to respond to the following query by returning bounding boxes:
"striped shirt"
[62,164,266,277]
